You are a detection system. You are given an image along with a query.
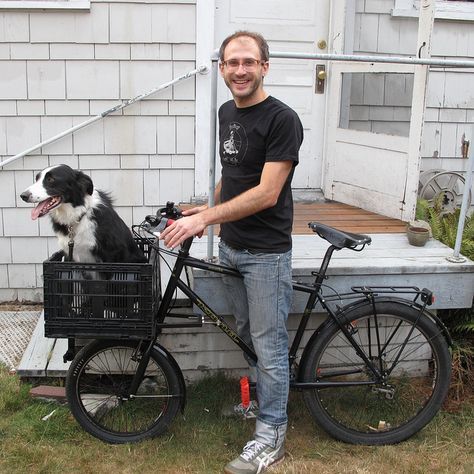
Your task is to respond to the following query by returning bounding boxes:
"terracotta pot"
[406,225,430,247]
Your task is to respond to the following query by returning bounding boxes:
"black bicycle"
[59,202,452,445]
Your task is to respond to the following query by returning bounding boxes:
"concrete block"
[173,44,196,60]
[40,116,73,155]
[38,217,55,237]
[158,169,194,204]
[377,15,400,54]
[144,169,160,206]
[440,123,457,158]
[3,208,39,236]
[11,237,48,263]
[110,3,152,43]
[358,14,378,52]
[95,44,131,60]
[439,108,467,123]
[119,60,173,100]
[10,43,49,59]
[0,61,27,99]
[72,117,104,154]
[421,122,441,159]
[50,43,94,60]
[0,12,29,42]
[0,265,7,287]
[0,100,16,115]
[30,3,108,44]
[120,155,149,169]
[172,154,194,169]
[79,155,120,169]
[157,116,175,154]
[6,116,41,156]
[45,100,89,116]
[176,116,194,154]
[90,169,144,206]
[104,116,157,154]
[89,100,122,116]
[14,170,35,207]
[150,155,172,169]
[27,61,66,99]
[152,4,196,43]
[49,155,79,168]
[0,43,9,59]
[0,238,11,263]
[0,117,5,155]
[131,44,172,61]
[17,288,42,303]
[17,100,45,116]
[8,264,37,288]
[169,100,195,116]
[365,0,393,14]
[172,61,195,100]
[138,100,169,116]
[66,61,119,99]
[0,288,17,303]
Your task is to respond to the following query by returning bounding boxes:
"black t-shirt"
[218,96,303,253]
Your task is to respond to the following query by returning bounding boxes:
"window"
[0,0,90,11]
[393,0,474,21]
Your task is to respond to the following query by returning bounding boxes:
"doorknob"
[315,64,326,94]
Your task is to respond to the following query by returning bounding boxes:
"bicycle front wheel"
[301,301,451,445]
[66,340,182,444]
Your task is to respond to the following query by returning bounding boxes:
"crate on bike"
[43,238,160,340]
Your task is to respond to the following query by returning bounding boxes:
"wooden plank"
[17,312,54,377]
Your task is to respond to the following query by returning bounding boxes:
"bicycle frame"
[145,236,440,391]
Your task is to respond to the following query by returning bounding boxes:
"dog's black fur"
[20,164,147,264]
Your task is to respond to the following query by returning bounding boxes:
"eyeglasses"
[221,58,265,71]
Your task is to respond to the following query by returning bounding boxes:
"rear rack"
[351,286,434,305]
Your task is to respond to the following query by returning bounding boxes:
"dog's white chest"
[57,218,98,262]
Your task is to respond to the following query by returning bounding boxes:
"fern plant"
[416,198,474,337]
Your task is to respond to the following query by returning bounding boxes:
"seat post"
[314,245,338,288]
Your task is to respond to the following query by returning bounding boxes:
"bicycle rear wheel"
[301,301,451,445]
[66,340,182,444]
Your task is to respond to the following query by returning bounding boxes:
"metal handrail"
[0,65,209,169]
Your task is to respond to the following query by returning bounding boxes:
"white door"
[323,62,425,221]
[214,0,331,192]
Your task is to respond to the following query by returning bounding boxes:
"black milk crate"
[43,239,160,340]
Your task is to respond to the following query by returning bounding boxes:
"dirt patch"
[0,302,43,312]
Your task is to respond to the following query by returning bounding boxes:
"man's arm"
[160,161,293,248]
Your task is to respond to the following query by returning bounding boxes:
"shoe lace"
[241,440,265,462]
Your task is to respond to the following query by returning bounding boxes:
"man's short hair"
[219,31,269,62]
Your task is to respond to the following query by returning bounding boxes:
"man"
[161,30,303,474]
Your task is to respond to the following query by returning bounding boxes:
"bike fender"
[153,343,187,413]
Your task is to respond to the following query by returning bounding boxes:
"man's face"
[219,36,269,107]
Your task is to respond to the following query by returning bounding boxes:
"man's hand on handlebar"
[159,205,208,249]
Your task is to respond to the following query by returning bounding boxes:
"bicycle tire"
[66,340,182,444]
[301,300,451,445]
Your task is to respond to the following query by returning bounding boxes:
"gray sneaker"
[223,440,285,474]
[222,400,259,419]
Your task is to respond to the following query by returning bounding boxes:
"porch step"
[30,385,66,401]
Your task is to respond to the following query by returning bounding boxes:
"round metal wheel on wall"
[66,340,182,444]
[301,301,452,445]
[419,170,471,214]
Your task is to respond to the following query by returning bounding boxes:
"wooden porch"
[16,201,474,380]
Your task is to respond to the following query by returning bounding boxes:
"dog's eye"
[46,176,54,183]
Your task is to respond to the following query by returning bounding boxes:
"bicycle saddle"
[308,222,371,250]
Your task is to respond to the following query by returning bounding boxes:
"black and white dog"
[20,164,147,264]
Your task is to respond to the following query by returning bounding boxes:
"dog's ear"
[76,171,94,196]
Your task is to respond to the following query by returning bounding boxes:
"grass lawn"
[1,366,472,474]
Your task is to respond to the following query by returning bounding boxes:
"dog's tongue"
[31,199,52,220]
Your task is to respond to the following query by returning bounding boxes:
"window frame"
[0,0,90,11]
[393,0,474,21]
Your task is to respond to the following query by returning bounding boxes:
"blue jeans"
[219,241,292,448]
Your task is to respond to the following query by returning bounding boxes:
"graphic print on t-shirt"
[222,122,248,166]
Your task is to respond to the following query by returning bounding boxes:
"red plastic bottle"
[240,376,250,408]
